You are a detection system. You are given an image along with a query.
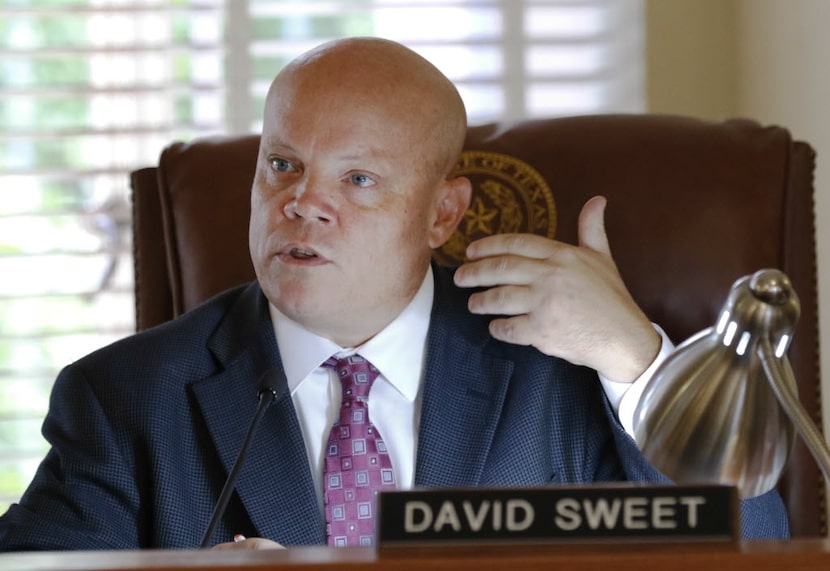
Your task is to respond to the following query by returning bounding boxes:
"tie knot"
[324,354,380,398]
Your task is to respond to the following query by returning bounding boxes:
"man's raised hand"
[453,195,659,383]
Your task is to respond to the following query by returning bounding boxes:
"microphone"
[199,369,285,548]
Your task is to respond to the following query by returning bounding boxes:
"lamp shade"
[633,269,799,498]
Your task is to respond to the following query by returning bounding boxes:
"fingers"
[454,253,553,289]
[448,195,656,378]
[486,314,536,347]
[467,284,535,316]
[464,232,558,261]
[212,537,286,550]
[577,195,611,255]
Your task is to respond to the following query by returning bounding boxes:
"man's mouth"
[289,247,318,260]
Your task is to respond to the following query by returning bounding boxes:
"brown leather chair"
[130,114,824,537]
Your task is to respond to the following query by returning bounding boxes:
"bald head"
[266,37,468,179]
[250,38,473,346]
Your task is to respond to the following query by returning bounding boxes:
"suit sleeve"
[0,364,143,551]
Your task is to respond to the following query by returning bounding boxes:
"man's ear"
[427,175,472,249]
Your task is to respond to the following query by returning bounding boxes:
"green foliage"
[171,16,189,43]
[36,98,89,129]
[0,11,87,49]
[31,57,89,86]
[38,178,90,211]
[172,53,192,82]
[174,96,193,124]
[0,464,26,503]
[252,14,374,40]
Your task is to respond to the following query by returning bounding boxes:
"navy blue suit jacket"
[0,266,788,550]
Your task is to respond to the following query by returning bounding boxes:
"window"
[0,0,644,511]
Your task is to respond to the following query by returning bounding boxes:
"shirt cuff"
[599,324,675,437]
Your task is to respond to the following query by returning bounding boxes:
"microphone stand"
[199,372,281,548]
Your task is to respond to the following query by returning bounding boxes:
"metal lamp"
[633,268,830,499]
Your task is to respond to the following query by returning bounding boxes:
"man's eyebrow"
[336,147,388,163]
[337,153,364,162]
[262,136,290,149]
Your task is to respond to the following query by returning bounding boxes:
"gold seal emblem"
[434,150,556,266]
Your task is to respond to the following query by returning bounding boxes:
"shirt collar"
[269,265,434,403]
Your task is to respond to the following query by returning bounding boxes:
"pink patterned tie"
[323,354,396,547]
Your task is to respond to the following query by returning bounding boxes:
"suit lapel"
[191,283,325,546]
[414,266,515,488]
[190,269,514,541]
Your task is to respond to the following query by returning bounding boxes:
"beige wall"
[736,0,830,518]
[647,0,739,119]
[647,0,830,521]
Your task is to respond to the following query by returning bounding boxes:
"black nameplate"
[377,484,738,546]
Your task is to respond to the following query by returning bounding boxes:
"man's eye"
[270,158,294,172]
[349,173,374,187]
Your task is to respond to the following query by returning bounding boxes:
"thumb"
[577,195,611,255]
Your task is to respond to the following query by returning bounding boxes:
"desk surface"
[2,539,829,571]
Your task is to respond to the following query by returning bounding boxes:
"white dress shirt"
[269,265,673,508]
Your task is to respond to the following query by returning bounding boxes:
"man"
[0,37,788,551]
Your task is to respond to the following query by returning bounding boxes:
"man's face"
[249,78,455,346]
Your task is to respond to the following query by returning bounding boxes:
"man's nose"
[283,176,334,222]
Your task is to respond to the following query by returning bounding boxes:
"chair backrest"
[131,113,823,537]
